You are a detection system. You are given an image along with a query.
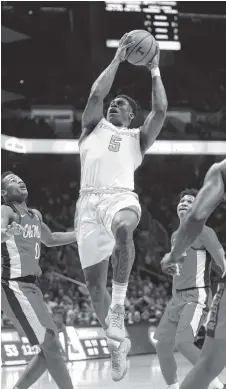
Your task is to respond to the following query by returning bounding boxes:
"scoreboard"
[1,327,110,366]
[104,1,181,50]
[1,330,40,365]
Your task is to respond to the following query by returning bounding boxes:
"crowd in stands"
[2,150,226,328]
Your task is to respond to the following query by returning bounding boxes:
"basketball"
[125,30,157,66]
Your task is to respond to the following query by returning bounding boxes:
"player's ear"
[1,189,6,197]
[129,113,135,119]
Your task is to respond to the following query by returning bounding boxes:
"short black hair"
[1,171,14,187]
[179,188,199,200]
[115,94,139,118]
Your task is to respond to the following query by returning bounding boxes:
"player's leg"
[13,352,47,389]
[78,217,112,330]
[76,194,112,330]
[111,207,138,283]
[39,329,74,389]
[179,284,226,389]
[184,283,226,389]
[83,258,111,330]
[155,299,179,389]
[104,202,139,379]
[83,259,131,382]
[106,208,139,341]
[27,284,74,389]
[1,283,48,389]
[175,289,224,389]
[175,300,204,365]
[78,218,130,382]
[180,337,226,389]
[2,280,74,389]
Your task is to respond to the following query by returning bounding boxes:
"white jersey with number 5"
[79,118,143,190]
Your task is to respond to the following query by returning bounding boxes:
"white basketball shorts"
[75,189,141,269]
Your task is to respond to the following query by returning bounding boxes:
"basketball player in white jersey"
[161,159,226,389]
[76,33,167,381]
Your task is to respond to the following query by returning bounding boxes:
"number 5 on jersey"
[108,135,122,152]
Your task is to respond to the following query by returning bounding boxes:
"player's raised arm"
[140,44,168,153]
[82,33,134,131]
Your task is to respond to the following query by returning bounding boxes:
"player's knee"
[115,222,132,240]
[112,215,136,240]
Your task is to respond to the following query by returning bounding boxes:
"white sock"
[208,378,224,389]
[168,383,179,389]
[111,281,128,308]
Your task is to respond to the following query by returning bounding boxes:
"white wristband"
[151,67,160,78]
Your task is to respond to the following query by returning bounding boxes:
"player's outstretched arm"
[140,44,168,153]
[170,161,225,262]
[33,210,77,247]
[82,33,134,131]
[41,222,77,247]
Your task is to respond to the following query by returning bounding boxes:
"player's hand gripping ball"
[114,33,136,63]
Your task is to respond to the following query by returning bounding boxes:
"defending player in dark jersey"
[161,159,226,389]
[1,171,76,389]
[155,188,225,389]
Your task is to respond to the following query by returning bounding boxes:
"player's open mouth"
[109,108,118,114]
[179,207,188,211]
[20,185,27,190]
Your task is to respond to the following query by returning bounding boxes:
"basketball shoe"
[106,304,126,342]
[108,337,131,381]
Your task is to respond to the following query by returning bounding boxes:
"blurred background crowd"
[1,2,226,329]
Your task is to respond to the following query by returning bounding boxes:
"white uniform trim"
[190,287,207,337]
[6,237,21,278]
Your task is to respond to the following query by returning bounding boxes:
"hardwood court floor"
[2,353,226,389]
